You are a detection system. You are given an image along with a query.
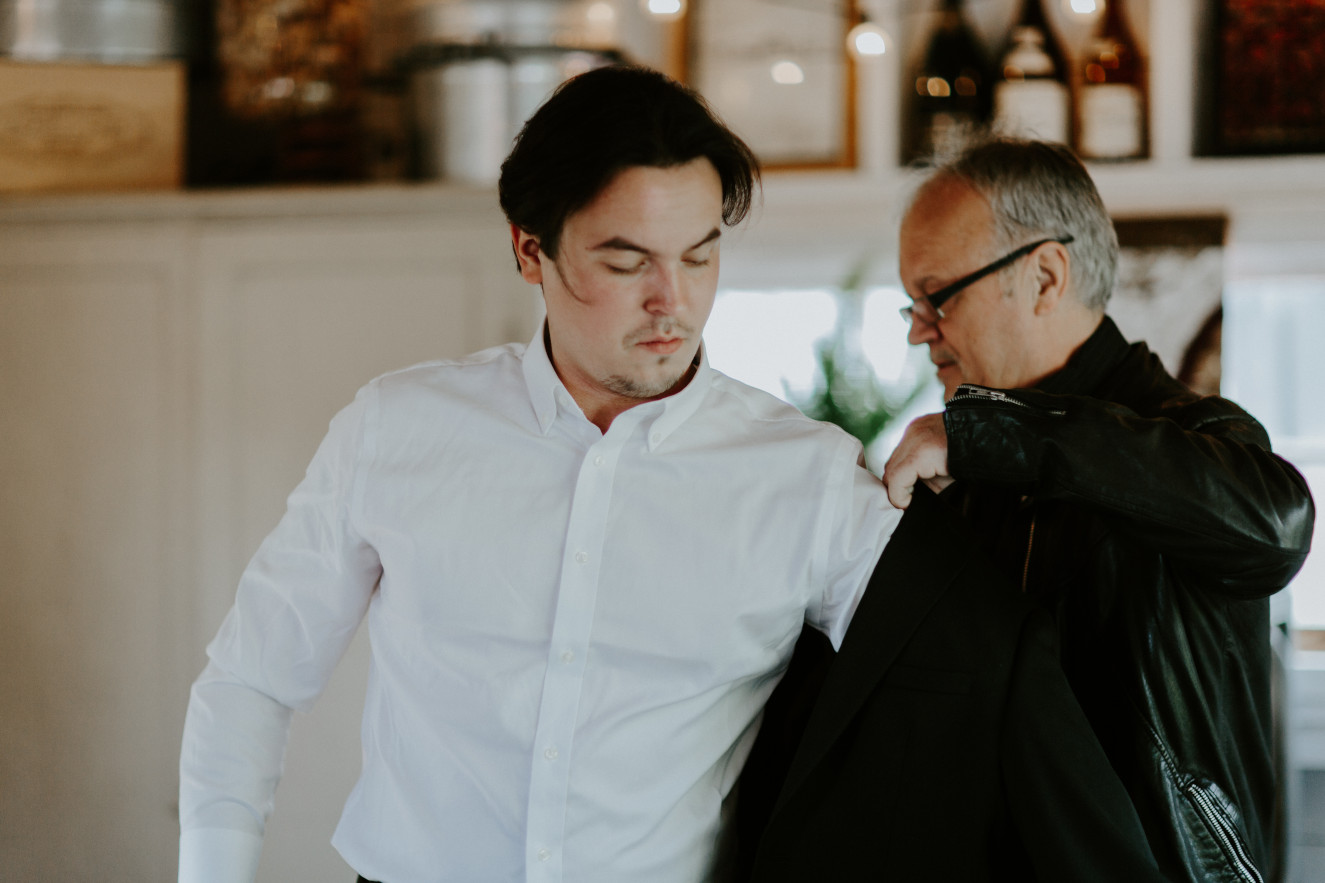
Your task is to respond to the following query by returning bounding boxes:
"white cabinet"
[0,187,539,881]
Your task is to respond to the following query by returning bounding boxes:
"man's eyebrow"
[591,237,650,255]
[689,228,722,250]
[590,228,722,255]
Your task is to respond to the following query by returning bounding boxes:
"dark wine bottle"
[903,0,993,163]
[1076,0,1148,161]
[993,0,1071,144]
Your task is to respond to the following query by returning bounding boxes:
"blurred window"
[704,286,943,472]
[1225,277,1325,632]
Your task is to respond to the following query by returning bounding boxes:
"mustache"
[625,318,695,345]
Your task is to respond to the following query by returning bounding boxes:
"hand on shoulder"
[882,413,953,508]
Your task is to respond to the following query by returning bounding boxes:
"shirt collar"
[1036,315,1130,396]
[520,320,713,445]
[522,322,566,435]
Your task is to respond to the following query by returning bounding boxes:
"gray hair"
[923,137,1118,311]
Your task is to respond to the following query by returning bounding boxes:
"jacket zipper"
[947,384,1067,416]
[1143,711,1265,883]
[1183,781,1264,883]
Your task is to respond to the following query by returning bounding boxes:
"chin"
[938,372,962,401]
[605,371,685,400]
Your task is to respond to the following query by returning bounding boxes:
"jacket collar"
[1037,315,1130,397]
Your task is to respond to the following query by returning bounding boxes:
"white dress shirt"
[179,325,899,883]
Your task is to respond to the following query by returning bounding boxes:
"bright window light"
[705,286,942,470]
[1225,276,1325,629]
[642,0,684,20]
[705,288,838,401]
[849,22,889,58]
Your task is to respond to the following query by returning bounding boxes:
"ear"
[511,224,544,285]
[1030,240,1071,317]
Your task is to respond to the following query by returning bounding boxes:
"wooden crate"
[0,59,184,192]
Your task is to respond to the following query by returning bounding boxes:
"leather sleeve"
[944,386,1315,599]
[1001,608,1173,883]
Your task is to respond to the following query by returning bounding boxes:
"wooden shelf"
[5,149,1323,293]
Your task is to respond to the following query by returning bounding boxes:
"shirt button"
[544,747,559,760]
[650,433,661,445]
[561,650,575,664]
[574,551,588,564]
[594,454,605,466]
[537,848,551,862]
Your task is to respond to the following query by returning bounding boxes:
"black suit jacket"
[737,485,1171,882]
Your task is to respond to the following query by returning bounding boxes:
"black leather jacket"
[942,317,1315,883]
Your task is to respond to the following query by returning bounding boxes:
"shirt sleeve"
[178,383,383,883]
[806,434,902,650]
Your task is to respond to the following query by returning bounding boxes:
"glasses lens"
[901,298,940,325]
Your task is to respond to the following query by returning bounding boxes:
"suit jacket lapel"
[773,485,970,810]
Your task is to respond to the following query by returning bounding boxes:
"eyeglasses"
[899,235,1075,325]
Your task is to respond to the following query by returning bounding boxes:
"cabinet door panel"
[0,228,191,880]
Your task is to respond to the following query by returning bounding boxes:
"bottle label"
[995,79,1069,143]
[1079,84,1143,159]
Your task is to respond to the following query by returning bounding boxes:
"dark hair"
[498,64,761,262]
[922,137,1118,310]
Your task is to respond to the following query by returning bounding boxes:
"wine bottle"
[993,0,1071,144]
[1076,0,1148,161]
[903,0,993,163]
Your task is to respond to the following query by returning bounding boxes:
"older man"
[739,138,1313,883]
[882,139,1314,881]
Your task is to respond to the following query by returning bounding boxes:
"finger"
[883,470,913,509]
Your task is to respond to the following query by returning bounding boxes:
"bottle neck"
[1006,0,1065,70]
[1016,0,1049,29]
[933,0,982,47]
[1098,0,1132,38]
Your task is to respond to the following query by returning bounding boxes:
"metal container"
[0,0,183,63]
[413,53,510,183]
[403,1,619,183]
[410,44,612,184]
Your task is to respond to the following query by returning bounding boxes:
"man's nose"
[645,266,681,314]
[907,315,938,346]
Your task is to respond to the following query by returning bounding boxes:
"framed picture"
[1200,0,1325,156]
[1109,215,1228,395]
[685,0,857,169]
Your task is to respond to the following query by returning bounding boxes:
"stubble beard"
[603,317,697,399]
[601,364,686,399]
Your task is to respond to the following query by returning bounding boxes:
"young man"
[177,66,899,883]
[880,139,1314,880]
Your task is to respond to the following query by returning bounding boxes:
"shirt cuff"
[179,827,263,883]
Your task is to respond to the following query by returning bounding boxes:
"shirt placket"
[524,415,635,883]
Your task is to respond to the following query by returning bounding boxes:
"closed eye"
[684,244,717,268]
